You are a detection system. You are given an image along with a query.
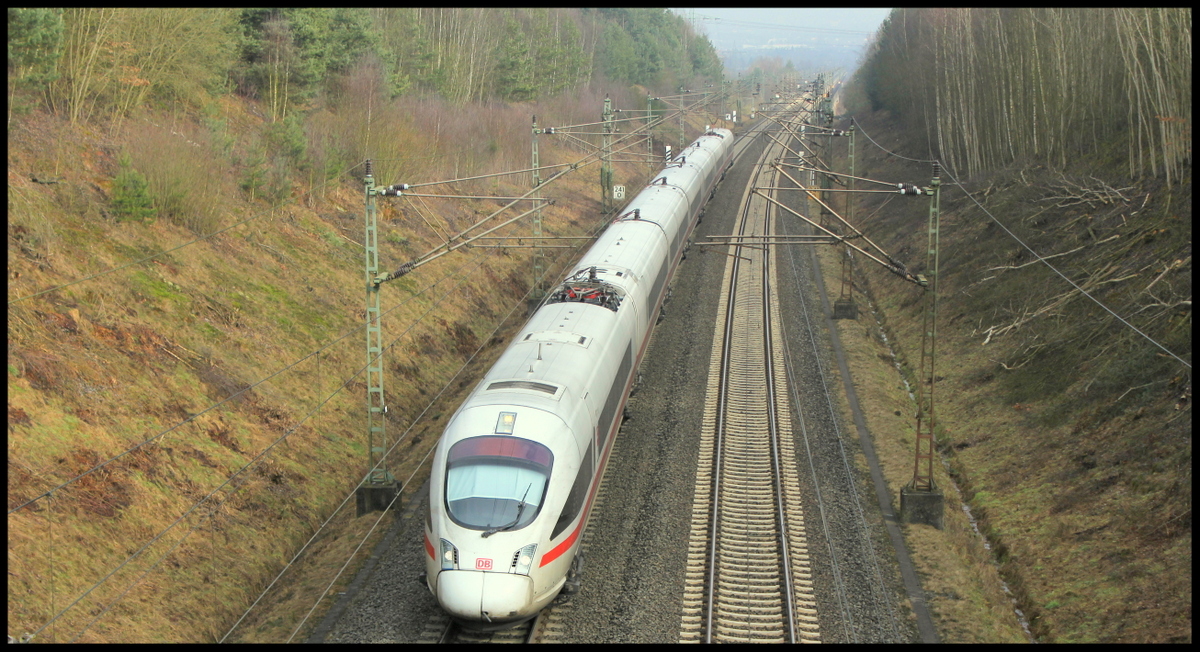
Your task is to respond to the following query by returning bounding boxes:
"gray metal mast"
[900,163,945,529]
[601,95,614,214]
[357,159,398,515]
[647,95,654,175]
[531,115,545,302]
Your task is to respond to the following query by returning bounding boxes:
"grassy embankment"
[816,109,1190,642]
[7,87,727,642]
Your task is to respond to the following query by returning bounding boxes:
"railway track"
[318,97,920,644]
[417,612,533,643]
[680,106,821,644]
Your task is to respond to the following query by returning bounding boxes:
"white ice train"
[422,127,736,628]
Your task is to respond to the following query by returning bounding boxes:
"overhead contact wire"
[29,249,498,639]
[7,159,368,306]
[230,215,610,643]
[850,116,1188,370]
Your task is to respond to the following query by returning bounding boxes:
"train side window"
[596,344,633,453]
[551,443,593,539]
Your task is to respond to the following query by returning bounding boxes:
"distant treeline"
[850,8,1190,184]
[8,8,723,122]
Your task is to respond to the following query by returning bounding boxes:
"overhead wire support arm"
[560,132,603,151]
[375,203,553,283]
[549,114,652,130]
[556,123,659,156]
[467,244,578,248]
[763,115,843,139]
[471,236,596,241]
[794,123,853,135]
[759,116,828,160]
[654,90,713,102]
[755,103,809,125]
[397,193,554,202]
[773,162,911,189]
[763,131,823,168]
[751,189,923,286]
[770,162,919,268]
[699,235,839,245]
[372,120,657,285]
[761,186,920,195]
[400,163,574,188]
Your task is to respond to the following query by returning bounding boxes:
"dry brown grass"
[121,116,230,233]
[7,84,698,643]
[823,108,1191,643]
[812,244,1031,643]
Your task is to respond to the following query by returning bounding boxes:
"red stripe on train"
[539,520,582,567]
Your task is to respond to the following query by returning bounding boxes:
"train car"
[422,127,735,628]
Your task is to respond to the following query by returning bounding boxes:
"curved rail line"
[406,107,780,647]
[680,105,821,644]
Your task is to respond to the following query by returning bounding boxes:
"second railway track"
[316,93,922,644]
[680,104,822,644]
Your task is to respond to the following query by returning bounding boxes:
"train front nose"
[437,571,534,623]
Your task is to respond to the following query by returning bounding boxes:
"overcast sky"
[677,8,891,48]
[673,8,893,72]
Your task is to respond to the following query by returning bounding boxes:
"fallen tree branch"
[981,263,1141,343]
[1116,381,1166,402]
[988,235,1119,271]
[1142,257,1189,296]
[1040,173,1135,208]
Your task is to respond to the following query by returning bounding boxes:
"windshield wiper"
[482,484,532,538]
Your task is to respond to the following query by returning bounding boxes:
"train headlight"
[495,411,517,435]
[440,539,459,571]
[513,543,537,575]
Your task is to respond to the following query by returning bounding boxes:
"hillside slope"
[7,91,727,641]
[833,108,1190,642]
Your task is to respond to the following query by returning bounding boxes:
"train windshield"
[445,436,553,532]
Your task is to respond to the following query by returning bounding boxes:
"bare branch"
[1039,173,1136,208]
[987,235,1119,271]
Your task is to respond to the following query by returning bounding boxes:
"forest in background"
[847,8,1190,183]
[7,8,724,236]
[8,8,723,124]
[7,7,737,643]
[838,7,1190,643]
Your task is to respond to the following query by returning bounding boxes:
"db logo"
[475,558,493,570]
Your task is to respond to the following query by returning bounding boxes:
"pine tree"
[495,18,536,102]
[7,8,65,88]
[111,154,156,222]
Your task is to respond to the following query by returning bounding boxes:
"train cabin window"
[445,436,554,533]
